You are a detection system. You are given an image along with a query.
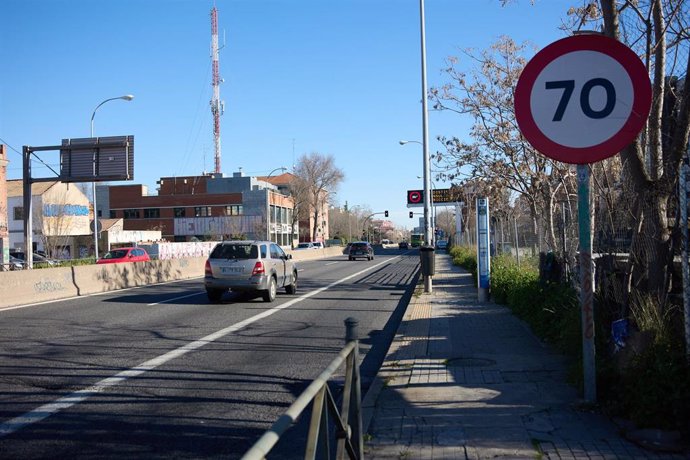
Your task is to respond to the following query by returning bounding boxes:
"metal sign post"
[577,165,596,402]
[514,34,652,404]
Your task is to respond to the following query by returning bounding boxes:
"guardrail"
[241,317,363,460]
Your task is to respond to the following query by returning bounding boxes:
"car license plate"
[221,266,243,274]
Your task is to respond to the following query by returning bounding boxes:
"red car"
[96,247,150,264]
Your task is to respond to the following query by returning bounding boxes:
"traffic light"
[409,211,413,218]
[385,210,389,217]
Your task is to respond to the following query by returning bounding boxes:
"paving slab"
[363,252,690,460]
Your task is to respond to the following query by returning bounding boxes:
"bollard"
[344,317,359,344]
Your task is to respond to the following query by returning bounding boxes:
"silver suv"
[204,240,298,303]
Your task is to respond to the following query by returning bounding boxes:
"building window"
[194,206,211,217]
[174,207,186,217]
[13,207,23,220]
[123,209,140,219]
[225,205,242,216]
[144,208,160,218]
[110,211,117,218]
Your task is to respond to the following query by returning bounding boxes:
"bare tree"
[567,0,690,313]
[328,206,350,241]
[292,152,345,242]
[430,36,577,255]
[35,190,85,258]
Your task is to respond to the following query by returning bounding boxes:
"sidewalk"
[362,252,689,459]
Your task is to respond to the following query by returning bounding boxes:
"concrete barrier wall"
[0,246,345,309]
[288,246,345,262]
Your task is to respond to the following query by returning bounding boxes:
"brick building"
[100,170,298,246]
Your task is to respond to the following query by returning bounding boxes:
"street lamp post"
[418,0,432,245]
[398,0,433,293]
[401,140,439,245]
[90,94,134,259]
[417,174,437,244]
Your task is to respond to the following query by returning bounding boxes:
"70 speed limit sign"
[515,34,651,164]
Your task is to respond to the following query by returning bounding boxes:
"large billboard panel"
[59,136,134,182]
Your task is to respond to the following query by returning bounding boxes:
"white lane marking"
[0,257,398,437]
[0,277,205,312]
[147,292,205,306]
[324,261,339,266]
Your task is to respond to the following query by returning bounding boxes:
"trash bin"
[420,245,435,276]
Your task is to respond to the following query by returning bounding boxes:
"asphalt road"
[0,248,420,459]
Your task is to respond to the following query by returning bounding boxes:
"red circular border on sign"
[514,34,651,164]
[408,190,422,204]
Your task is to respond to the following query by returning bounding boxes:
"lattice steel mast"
[210,6,224,174]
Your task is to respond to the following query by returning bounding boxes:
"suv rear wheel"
[207,288,225,303]
[263,277,277,302]
[285,270,298,294]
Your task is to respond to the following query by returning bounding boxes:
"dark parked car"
[398,241,409,249]
[348,242,374,261]
[4,256,26,271]
[9,251,61,267]
[204,240,298,303]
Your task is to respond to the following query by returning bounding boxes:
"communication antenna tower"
[210,6,224,174]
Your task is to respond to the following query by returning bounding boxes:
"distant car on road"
[96,247,150,264]
[312,242,324,249]
[398,241,409,249]
[295,242,318,250]
[348,242,374,261]
[204,240,298,303]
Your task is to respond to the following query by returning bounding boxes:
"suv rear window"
[351,243,368,249]
[210,243,258,259]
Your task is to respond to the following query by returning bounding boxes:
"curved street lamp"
[265,166,288,179]
[90,94,134,259]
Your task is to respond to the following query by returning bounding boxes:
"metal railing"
[241,317,363,460]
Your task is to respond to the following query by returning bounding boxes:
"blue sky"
[1,0,575,229]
